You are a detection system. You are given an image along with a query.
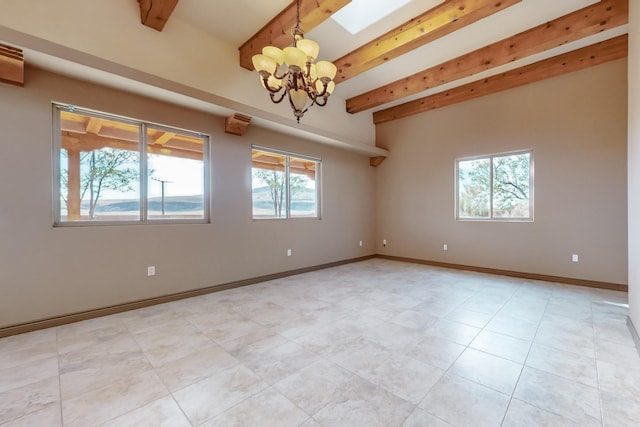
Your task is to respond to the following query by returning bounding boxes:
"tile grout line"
[104,317,188,427]
[166,309,240,427]
[497,282,551,426]
[499,286,607,425]
[173,308,314,426]
[591,298,606,427]
[415,278,522,423]
[55,327,64,427]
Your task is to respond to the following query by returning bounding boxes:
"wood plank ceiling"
[237,0,628,123]
[137,0,627,125]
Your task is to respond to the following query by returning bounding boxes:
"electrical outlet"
[287,248,292,257]
[383,239,387,247]
[443,244,448,251]
[572,254,579,263]
[359,240,363,247]
[147,266,156,276]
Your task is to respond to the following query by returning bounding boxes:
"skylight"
[332,0,410,35]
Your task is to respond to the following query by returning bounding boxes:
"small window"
[251,147,320,219]
[456,150,533,221]
[54,104,209,224]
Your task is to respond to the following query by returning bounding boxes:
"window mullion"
[529,153,534,219]
[285,155,291,219]
[202,134,211,222]
[140,123,147,222]
[52,106,62,224]
[489,155,494,219]
[315,162,322,219]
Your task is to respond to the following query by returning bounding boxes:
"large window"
[53,104,209,224]
[456,150,533,221]
[251,147,320,219]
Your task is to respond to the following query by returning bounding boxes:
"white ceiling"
[0,0,626,153]
[169,0,613,108]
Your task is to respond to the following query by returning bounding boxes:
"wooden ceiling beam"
[370,156,386,167]
[153,132,176,145]
[0,43,24,87]
[138,0,179,32]
[373,34,628,125]
[334,0,521,84]
[225,113,252,136]
[60,119,87,134]
[239,0,351,71]
[85,118,103,135]
[161,139,203,152]
[61,132,203,161]
[348,0,628,114]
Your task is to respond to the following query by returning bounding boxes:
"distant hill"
[252,186,316,198]
[83,195,203,212]
[84,187,316,213]
[252,186,316,212]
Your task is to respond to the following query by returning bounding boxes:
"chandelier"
[251,0,337,123]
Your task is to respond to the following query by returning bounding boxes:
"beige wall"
[376,59,628,285]
[0,66,376,328]
[0,57,631,329]
[629,2,640,328]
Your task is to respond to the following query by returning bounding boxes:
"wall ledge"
[0,26,386,157]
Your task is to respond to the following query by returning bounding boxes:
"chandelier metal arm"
[314,95,329,107]
[269,90,288,104]
[273,69,288,80]
[290,74,299,91]
[260,76,282,93]
[314,80,330,98]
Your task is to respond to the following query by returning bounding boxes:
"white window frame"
[251,145,322,220]
[52,103,210,226]
[455,149,534,221]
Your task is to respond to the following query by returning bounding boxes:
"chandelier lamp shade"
[251,0,337,123]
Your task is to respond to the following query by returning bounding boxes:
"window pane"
[252,149,286,219]
[289,157,318,218]
[492,152,531,218]
[59,111,140,221]
[458,158,490,218]
[146,128,206,220]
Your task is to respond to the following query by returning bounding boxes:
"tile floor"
[1,259,639,426]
